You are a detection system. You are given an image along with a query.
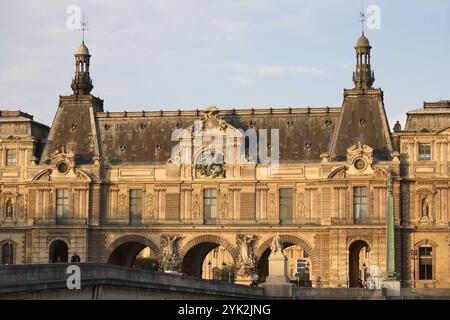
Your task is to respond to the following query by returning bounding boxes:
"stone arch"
[0,239,17,264]
[415,239,438,248]
[255,234,314,260]
[180,234,238,261]
[48,238,69,263]
[347,237,373,250]
[255,234,317,284]
[105,234,160,261]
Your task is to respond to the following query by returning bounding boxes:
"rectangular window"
[129,189,143,224]
[353,187,367,224]
[56,189,69,224]
[279,188,293,223]
[418,143,431,161]
[203,189,217,223]
[6,149,17,166]
[419,246,433,280]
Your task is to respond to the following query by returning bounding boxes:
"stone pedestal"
[260,253,294,297]
[234,276,252,286]
[382,280,401,297]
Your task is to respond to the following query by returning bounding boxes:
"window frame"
[279,188,294,224]
[203,189,217,223]
[353,186,368,224]
[418,245,434,281]
[56,189,69,224]
[5,149,17,166]
[418,143,432,161]
[129,189,143,225]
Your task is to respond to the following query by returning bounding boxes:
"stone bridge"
[0,263,449,300]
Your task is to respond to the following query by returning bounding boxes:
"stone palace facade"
[0,32,449,288]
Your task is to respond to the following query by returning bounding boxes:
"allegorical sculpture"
[160,235,182,272]
[421,197,429,219]
[195,148,226,178]
[236,234,258,276]
[5,200,13,219]
[270,233,283,255]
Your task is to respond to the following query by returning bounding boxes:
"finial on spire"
[359,10,366,34]
[79,12,88,43]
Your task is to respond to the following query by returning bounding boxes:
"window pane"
[419,246,433,280]
[418,144,431,160]
[353,187,367,224]
[203,189,217,221]
[279,188,293,222]
[6,150,17,166]
[129,189,143,224]
[56,189,69,224]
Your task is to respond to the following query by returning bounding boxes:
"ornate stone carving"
[195,148,226,178]
[346,141,373,164]
[118,193,127,217]
[192,192,201,219]
[236,234,259,277]
[146,193,154,219]
[296,192,305,218]
[50,146,75,169]
[219,192,229,219]
[160,234,182,271]
[268,193,277,219]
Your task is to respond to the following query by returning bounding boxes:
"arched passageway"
[108,242,159,270]
[257,243,311,285]
[49,240,68,263]
[348,240,370,288]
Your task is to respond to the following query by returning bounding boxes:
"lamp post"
[208,260,212,280]
[410,225,418,288]
[222,261,227,282]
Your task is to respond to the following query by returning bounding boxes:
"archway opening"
[181,243,235,279]
[348,240,370,288]
[49,240,68,263]
[257,243,311,286]
[108,242,159,270]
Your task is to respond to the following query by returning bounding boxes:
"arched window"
[418,245,433,280]
[1,242,14,265]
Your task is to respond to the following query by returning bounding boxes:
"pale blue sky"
[0,0,449,128]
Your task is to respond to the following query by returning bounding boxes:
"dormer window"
[418,143,431,161]
[6,149,16,166]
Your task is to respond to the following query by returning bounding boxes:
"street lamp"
[208,260,212,280]
[222,261,227,282]
[410,225,418,288]
[410,248,418,288]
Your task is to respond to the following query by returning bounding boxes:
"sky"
[0,0,449,127]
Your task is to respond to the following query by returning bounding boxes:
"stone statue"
[5,200,13,219]
[160,235,182,271]
[270,233,283,255]
[421,197,429,219]
[236,234,258,276]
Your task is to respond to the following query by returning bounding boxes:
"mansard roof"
[95,106,341,164]
[404,100,450,132]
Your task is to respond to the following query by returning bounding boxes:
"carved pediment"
[32,167,91,182]
[328,166,347,179]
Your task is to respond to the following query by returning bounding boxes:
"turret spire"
[71,15,93,96]
[352,31,375,90]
